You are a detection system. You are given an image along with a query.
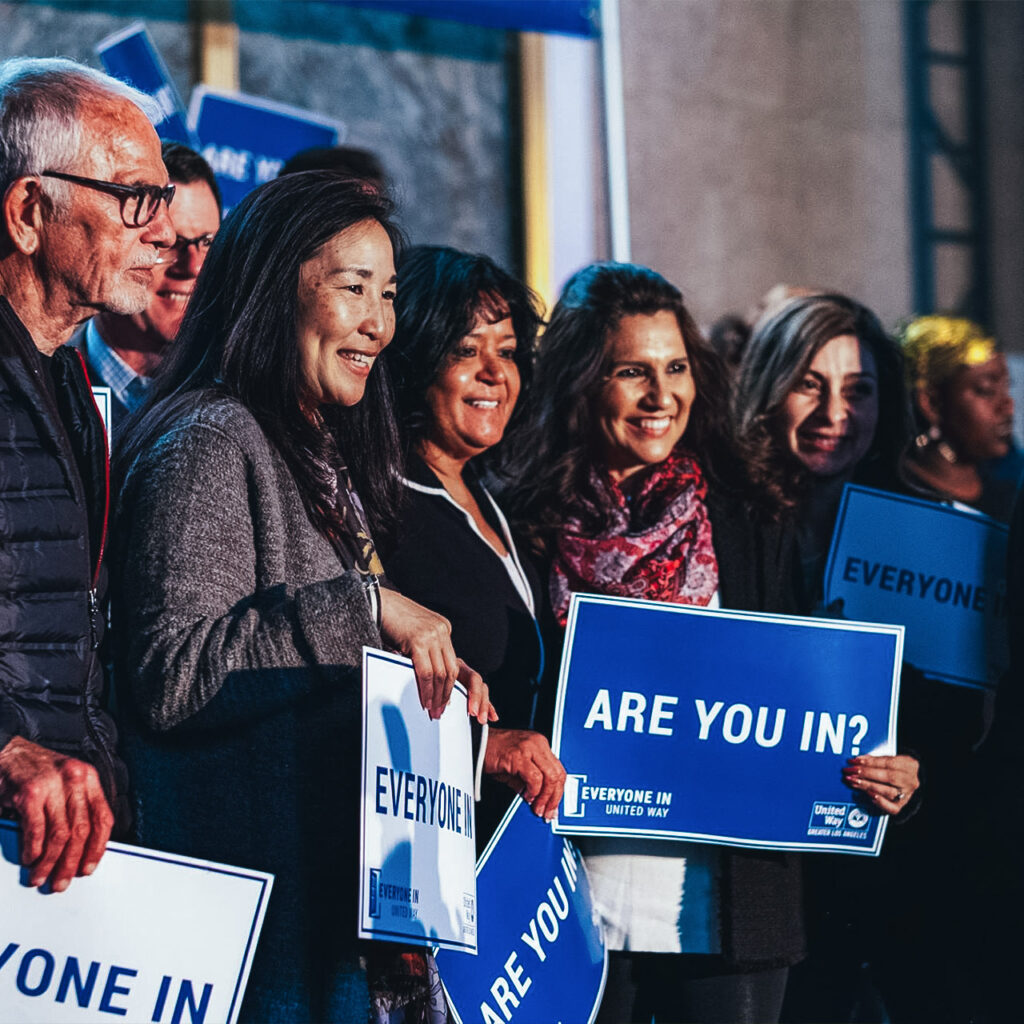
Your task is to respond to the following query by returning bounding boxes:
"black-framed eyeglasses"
[162,233,216,260]
[41,170,175,227]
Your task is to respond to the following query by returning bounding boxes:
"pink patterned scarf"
[551,451,719,625]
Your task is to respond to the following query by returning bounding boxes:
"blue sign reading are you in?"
[436,799,606,1024]
[553,595,903,856]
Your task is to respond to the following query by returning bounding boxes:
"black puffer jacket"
[0,296,127,828]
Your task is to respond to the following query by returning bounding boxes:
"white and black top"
[381,453,554,847]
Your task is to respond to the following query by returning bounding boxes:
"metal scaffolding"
[904,0,990,325]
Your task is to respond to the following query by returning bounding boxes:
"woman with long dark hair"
[506,262,803,1024]
[112,174,493,1022]
[381,245,565,847]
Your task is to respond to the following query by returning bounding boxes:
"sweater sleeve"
[115,417,377,734]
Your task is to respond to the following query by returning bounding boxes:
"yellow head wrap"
[899,315,997,393]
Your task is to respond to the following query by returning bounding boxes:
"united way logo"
[368,868,381,918]
[805,801,854,837]
[805,800,871,840]
[847,807,870,829]
[808,802,850,829]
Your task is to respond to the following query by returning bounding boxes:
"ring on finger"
[894,789,904,802]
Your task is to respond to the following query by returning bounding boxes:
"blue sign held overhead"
[96,22,195,145]
[824,485,1010,690]
[189,87,343,211]
[552,595,903,856]
[436,798,606,1024]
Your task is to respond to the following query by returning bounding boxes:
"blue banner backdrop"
[552,595,903,856]
[824,485,1009,690]
[336,1,600,37]
[436,799,606,1024]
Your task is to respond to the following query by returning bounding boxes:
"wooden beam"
[191,0,239,91]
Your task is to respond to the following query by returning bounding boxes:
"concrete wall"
[0,0,518,268]
[983,0,1024,352]
[616,0,1023,356]
[617,0,912,330]
[235,4,516,263]
[2,0,1020,350]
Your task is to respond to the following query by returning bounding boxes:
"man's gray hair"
[0,57,163,212]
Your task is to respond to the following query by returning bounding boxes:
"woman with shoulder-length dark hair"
[505,262,803,1024]
[112,174,493,1023]
[509,263,742,560]
[380,245,567,848]
[734,293,912,603]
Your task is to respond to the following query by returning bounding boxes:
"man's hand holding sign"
[0,737,113,892]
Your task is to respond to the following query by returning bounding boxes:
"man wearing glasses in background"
[71,142,222,439]
[0,57,174,894]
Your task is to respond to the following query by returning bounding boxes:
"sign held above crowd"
[97,23,344,212]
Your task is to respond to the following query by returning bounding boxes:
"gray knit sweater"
[115,392,379,732]
[112,392,380,1020]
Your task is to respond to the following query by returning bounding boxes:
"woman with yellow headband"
[900,315,1016,520]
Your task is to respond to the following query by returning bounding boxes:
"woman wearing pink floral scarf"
[505,263,802,1024]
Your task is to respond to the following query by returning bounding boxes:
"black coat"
[702,485,807,967]
[381,454,556,846]
[0,297,127,826]
[67,323,131,446]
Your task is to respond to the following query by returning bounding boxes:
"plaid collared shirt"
[85,319,152,412]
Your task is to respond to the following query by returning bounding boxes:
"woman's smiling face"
[424,309,521,461]
[593,310,696,484]
[295,218,396,412]
[778,333,879,478]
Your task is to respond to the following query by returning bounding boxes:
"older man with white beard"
[0,56,173,892]
[71,142,221,439]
